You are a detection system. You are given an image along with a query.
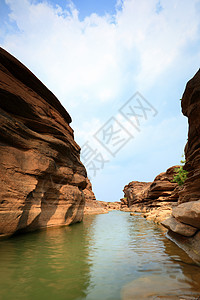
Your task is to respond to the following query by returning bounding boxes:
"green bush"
[172,157,188,186]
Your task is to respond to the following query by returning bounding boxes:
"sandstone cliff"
[0,47,88,237]
[179,69,200,204]
[161,69,200,264]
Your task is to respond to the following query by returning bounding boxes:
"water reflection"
[0,211,200,300]
[123,213,200,299]
[0,223,92,300]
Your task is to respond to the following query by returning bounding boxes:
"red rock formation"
[83,178,96,202]
[122,166,179,213]
[161,70,200,264]
[83,178,121,214]
[0,47,88,237]
[123,181,151,208]
[107,202,121,210]
[83,179,108,214]
[179,69,200,204]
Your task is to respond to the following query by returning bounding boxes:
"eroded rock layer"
[0,47,88,236]
[122,166,179,216]
[179,69,200,204]
[162,70,200,264]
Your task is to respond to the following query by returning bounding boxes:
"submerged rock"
[0,47,90,236]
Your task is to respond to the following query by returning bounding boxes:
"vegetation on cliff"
[172,157,188,186]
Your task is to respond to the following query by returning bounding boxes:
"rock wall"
[162,70,200,264]
[0,47,88,237]
[179,69,200,204]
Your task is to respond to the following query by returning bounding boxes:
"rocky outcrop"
[143,206,173,224]
[161,216,198,237]
[122,166,179,218]
[161,70,200,264]
[143,166,179,209]
[83,178,96,202]
[179,69,200,204]
[122,181,151,210]
[172,200,200,229]
[83,179,121,214]
[83,179,108,215]
[84,200,108,215]
[162,200,200,264]
[107,202,121,210]
[0,47,89,237]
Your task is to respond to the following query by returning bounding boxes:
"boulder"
[172,200,200,229]
[161,216,198,237]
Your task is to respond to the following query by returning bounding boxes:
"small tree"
[172,156,188,186]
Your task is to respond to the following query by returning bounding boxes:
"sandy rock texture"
[83,178,121,214]
[0,47,89,236]
[83,179,108,215]
[179,69,200,204]
[122,166,179,222]
[162,70,200,264]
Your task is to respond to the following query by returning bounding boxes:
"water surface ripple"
[0,211,200,300]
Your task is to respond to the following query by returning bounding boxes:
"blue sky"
[0,0,200,201]
[48,0,118,19]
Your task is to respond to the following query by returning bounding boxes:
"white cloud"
[3,0,200,106]
[1,0,200,200]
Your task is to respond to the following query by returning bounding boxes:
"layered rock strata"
[0,47,88,236]
[122,166,179,217]
[179,69,200,204]
[161,70,200,264]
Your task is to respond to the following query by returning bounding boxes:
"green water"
[0,211,200,300]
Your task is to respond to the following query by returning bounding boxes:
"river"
[0,211,200,300]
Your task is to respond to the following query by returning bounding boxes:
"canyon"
[0,46,200,265]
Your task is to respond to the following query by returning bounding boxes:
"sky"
[0,0,200,202]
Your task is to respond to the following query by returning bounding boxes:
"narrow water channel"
[0,211,200,300]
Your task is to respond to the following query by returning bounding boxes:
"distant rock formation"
[162,70,200,264]
[0,47,90,237]
[83,179,108,214]
[83,178,121,214]
[121,181,151,210]
[121,166,179,217]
